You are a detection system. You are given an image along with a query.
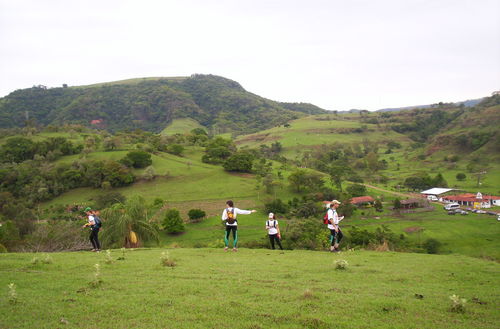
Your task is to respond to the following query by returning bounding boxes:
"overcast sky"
[1,0,499,110]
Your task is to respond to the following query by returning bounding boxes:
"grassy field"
[1,249,498,329]
[342,204,500,260]
[160,118,204,136]
[235,115,412,158]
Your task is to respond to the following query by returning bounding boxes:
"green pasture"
[342,204,500,260]
[1,249,498,328]
[235,116,411,157]
[160,118,204,136]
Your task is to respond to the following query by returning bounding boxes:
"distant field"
[1,249,498,328]
[235,116,411,157]
[160,118,204,136]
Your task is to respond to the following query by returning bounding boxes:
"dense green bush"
[223,152,254,172]
[187,209,206,222]
[121,151,152,168]
[264,199,289,215]
[423,238,441,254]
[163,209,185,234]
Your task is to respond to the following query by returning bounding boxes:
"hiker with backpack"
[325,200,344,252]
[222,200,256,252]
[265,212,283,250]
[82,207,101,252]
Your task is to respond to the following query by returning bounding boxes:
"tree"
[288,169,324,193]
[456,173,466,181]
[100,196,159,248]
[121,151,152,168]
[163,209,185,234]
[166,144,184,156]
[346,184,367,197]
[0,137,36,163]
[393,198,402,209]
[223,152,254,172]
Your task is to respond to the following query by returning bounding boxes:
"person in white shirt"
[82,207,101,252]
[327,200,344,252]
[265,213,283,250]
[221,200,256,252]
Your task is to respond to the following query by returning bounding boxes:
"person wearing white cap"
[327,200,344,252]
[265,213,283,250]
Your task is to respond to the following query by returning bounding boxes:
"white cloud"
[0,0,499,110]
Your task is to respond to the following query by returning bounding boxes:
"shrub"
[188,209,206,222]
[163,209,185,234]
[166,144,184,156]
[94,192,126,209]
[120,151,152,168]
[423,238,441,254]
[456,173,466,181]
[264,199,289,215]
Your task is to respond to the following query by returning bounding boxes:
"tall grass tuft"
[89,264,102,287]
[449,294,467,313]
[8,283,17,304]
[334,259,349,270]
[160,251,176,267]
[104,250,113,264]
[42,254,53,264]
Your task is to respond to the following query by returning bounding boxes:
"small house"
[442,192,500,209]
[350,196,375,207]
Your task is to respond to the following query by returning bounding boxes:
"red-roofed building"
[442,192,500,208]
[350,196,375,206]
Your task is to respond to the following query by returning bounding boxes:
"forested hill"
[0,75,325,134]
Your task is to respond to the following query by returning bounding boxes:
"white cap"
[268,212,274,218]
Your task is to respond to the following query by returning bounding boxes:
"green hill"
[0,74,327,135]
[1,249,498,328]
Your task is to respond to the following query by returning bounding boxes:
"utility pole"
[472,171,487,187]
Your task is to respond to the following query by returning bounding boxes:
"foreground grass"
[1,249,499,329]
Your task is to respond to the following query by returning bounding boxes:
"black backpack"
[267,220,277,228]
[93,215,102,228]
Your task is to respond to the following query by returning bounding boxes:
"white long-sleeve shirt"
[221,207,252,226]
[327,208,341,230]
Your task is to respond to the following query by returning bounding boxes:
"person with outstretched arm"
[266,212,283,250]
[221,200,256,252]
[327,200,344,252]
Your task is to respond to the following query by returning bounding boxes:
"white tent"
[420,188,455,195]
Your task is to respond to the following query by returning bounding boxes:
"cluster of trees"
[0,136,82,163]
[402,173,448,191]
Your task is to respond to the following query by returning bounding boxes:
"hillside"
[0,75,326,135]
[1,249,498,329]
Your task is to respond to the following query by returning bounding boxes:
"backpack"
[93,215,102,228]
[267,220,277,228]
[323,209,331,225]
[226,208,236,224]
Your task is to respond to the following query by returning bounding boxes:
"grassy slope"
[1,249,499,329]
[236,115,411,158]
[160,118,204,136]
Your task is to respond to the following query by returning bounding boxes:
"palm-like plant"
[100,196,159,248]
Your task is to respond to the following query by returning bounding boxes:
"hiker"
[327,200,344,252]
[82,207,101,252]
[221,200,256,252]
[266,212,283,250]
